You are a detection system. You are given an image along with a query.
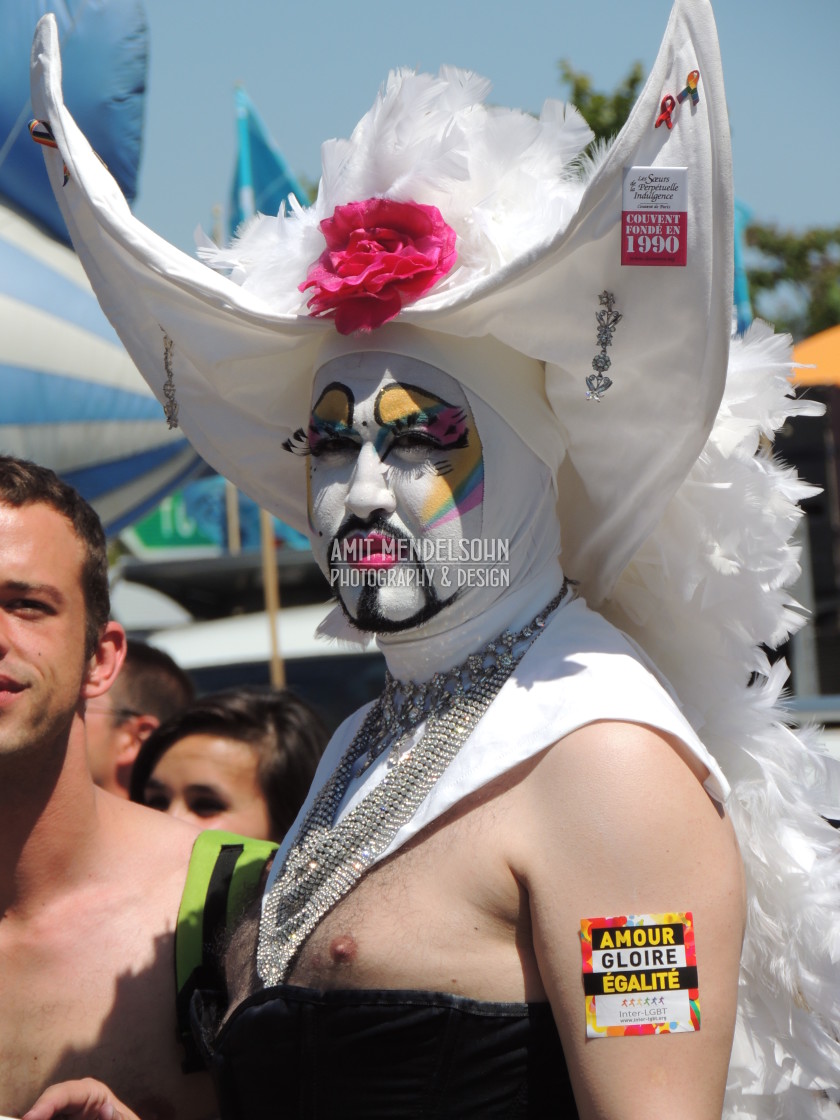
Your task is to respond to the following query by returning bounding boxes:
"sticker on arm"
[580,911,700,1037]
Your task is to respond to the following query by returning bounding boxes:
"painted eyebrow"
[383,410,427,429]
[309,415,356,435]
[385,409,457,430]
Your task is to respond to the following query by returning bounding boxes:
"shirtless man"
[0,457,214,1120]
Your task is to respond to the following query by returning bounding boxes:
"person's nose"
[345,443,397,521]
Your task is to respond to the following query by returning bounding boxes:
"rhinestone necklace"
[257,585,568,985]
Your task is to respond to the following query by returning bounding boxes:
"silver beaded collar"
[256,585,568,985]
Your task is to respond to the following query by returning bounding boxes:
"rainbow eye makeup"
[283,384,357,457]
[374,385,469,453]
[304,375,483,537]
[308,384,356,456]
[375,383,483,530]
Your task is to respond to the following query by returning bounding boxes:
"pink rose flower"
[300,198,457,334]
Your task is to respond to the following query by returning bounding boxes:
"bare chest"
[258,777,545,1002]
[0,896,211,1120]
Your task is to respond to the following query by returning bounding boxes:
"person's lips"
[0,675,26,707]
[341,531,398,569]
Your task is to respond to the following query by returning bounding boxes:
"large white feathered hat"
[31,0,731,605]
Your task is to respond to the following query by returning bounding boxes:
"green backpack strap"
[175,830,277,1071]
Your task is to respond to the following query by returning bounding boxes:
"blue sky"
[134,0,838,252]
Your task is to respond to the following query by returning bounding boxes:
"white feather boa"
[602,320,840,1117]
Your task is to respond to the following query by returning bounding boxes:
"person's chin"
[339,577,453,635]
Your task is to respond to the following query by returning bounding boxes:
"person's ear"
[82,621,127,699]
[134,713,160,746]
[114,714,159,767]
[114,714,159,793]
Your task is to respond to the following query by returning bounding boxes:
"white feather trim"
[603,320,840,1115]
[198,67,594,311]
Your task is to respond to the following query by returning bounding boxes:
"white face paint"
[301,353,485,633]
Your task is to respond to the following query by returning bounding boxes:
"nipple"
[329,934,358,964]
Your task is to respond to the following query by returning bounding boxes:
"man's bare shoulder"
[97,789,200,843]
[95,791,200,881]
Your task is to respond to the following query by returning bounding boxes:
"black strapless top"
[192,984,578,1119]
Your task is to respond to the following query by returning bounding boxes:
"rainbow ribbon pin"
[28,119,57,148]
[29,119,70,185]
[676,70,701,107]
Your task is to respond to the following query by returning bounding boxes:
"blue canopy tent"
[0,0,203,533]
[0,0,147,244]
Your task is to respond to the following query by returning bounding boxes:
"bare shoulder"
[510,721,745,1120]
[512,719,740,885]
[85,796,199,947]
[97,792,200,883]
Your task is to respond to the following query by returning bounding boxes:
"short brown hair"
[0,456,110,658]
[117,640,195,724]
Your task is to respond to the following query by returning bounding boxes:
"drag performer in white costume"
[28,0,840,1117]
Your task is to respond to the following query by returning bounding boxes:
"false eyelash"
[389,412,470,451]
[282,428,311,456]
[384,458,444,484]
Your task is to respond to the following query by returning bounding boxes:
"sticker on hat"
[621,167,688,267]
[580,911,700,1037]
